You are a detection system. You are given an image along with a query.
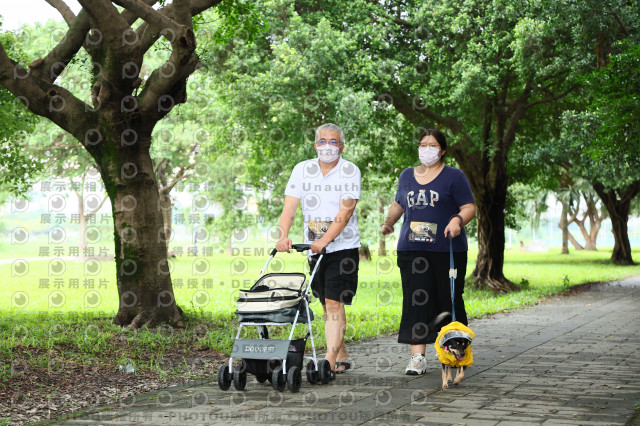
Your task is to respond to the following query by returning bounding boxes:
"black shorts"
[308,248,359,305]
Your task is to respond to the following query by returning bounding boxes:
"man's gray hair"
[315,123,345,144]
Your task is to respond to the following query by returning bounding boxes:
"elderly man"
[276,123,361,378]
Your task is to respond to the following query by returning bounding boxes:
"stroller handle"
[261,244,327,284]
[292,244,326,255]
[269,244,326,256]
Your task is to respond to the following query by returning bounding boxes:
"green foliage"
[562,41,640,191]
[197,0,264,46]
[199,0,412,226]
[204,154,255,250]
[505,183,550,232]
[0,30,41,196]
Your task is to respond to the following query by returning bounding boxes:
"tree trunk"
[77,192,88,258]
[593,181,639,265]
[468,181,514,292]
[101,129,184,329]
[586,215,603,250]
[574,217,593,250]
[159,194,173,256]
[585,199,604,250]
[608,206,633,264]
[379,197,386,256]
[559,200,569,254]
[568,232,584,250]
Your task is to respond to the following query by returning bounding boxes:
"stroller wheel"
[233,362,247,391]
[318,359,332,384]
[271,366,286,392]
[218,365,231,391]
[287,366,302,393]
[306,360,319,384]
[256,374,268,383]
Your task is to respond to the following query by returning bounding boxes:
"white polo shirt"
[284,157,361,253]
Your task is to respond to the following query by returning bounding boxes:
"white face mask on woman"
[317,145,340,163]
[418,146,440,166]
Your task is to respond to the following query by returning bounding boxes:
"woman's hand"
[444,217,462,238]
[381,224,394,235]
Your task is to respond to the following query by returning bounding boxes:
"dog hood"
[434,321,475,367]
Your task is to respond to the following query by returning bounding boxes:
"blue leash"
[449,235,456,322]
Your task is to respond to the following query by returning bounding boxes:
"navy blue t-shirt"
[394,166,475,252]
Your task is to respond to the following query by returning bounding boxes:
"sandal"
[329,369,336,381]
[335,361,351,374]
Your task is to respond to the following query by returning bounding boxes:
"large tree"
[563,41,640,265]
[296,0,640,291]
[207,0,632,291]
[0,0,234,328]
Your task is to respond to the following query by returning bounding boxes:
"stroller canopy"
[250,273,306,292]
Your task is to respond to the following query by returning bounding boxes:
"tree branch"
[112,0,183,35]
[386,90,463,134]
[136,2,200,118]
[137,0,224,55]
[30,1,156,85]
[154,157,168,176]
[158,141,198,194]
[502,102,527,156]
[505,79,532,117]
[86,195,109,219]
[76,0,131,47]
[525,85,577,110]
[0,42,95,155]
[44,0,77,26]
[160,164,194,195]
[604,9,630,37]
[29,10,91,84]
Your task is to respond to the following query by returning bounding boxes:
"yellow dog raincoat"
[434,321,475,367]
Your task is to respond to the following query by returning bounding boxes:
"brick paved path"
[57,276,640,425]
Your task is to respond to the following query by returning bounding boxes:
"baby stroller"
[217,244,332,393]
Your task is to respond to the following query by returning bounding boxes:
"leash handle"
[449,235,456,322]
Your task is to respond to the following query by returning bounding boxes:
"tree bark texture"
[101,130,184,328]
[159,194,173,255]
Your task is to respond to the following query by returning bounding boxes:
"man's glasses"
[316,139,342,146]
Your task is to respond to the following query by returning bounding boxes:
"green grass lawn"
[2,246,639,367]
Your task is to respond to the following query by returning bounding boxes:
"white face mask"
[317,145,340,163]
[419,146,440,166]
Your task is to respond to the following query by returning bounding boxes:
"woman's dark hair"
[418,128,447,159]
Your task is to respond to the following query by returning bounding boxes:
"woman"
[381,129,475,375]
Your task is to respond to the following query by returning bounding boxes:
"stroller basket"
[242,337,307,379]
[236,306,314,323]
[236,273,307,314]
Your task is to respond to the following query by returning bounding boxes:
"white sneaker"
[405,353,427,375]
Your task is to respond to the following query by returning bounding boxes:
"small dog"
[434,322,475,389]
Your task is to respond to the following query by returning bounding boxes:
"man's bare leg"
[323,299,346,371]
